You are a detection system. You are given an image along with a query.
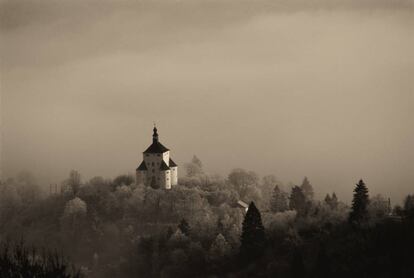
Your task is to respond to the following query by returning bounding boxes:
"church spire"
[153,124,159,143]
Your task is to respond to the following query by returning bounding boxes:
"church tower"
[136,126,178,189]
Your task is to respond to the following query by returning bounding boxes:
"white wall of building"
[170,166,178,186]
[136,144,177,189]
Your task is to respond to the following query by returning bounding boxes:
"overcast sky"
[1,0,413,202]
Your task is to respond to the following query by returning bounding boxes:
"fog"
[1,0,413,202]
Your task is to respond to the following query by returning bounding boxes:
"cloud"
[2,0,413,70]
[1,0,413,202]
[1,0,413,31]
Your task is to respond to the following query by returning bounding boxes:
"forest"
[0,156,413,277]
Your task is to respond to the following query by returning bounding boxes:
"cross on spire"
[153,124,159,143]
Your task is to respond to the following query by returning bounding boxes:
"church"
[136,126,178,189]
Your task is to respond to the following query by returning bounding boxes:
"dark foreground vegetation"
[0,241,81,278]
[1,156,413,277]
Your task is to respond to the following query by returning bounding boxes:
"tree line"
[0,156,413,277]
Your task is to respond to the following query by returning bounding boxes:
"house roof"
[169,158,178,167]
[136,161,147,171]
[143,141,169,154]
[159,160,170,171]
[237,200,249,208]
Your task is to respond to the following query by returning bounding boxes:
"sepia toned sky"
[1,0,413,202]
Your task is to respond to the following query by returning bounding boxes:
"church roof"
[160,160,170,171]
[169,158,178,167]
[143,141,169,154]
[136,161,147,171]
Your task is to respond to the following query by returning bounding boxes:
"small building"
[237,200,249,212]
[136,126,178,189]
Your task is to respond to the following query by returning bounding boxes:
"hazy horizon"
[1,0,413,203]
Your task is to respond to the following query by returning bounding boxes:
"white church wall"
[164,170,171,189]
[163,151,170,165]
[170,167,178,186]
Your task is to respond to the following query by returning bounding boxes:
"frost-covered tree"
[368,194,389,219]
[185,155,204,177]
[63,197,87,219]
[270,185,288,213]
[228,168,259,199]
[289,186,308,216]
[209,233,231,259]
[63,170,81,195]
[113,174,135,187]
[300,177,314,201]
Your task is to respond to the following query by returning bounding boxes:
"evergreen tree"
[300,177,314,201]
[240,202,266,262]
[403,194,414,220]
[324,193,339,210]
[270,185,288,213]
[324,194,331,205]
[178,218,190,236]
[291,248,306,278]
[349,179,370,224]
[289,186,308,216]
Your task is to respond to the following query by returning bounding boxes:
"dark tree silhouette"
[403,194,414,221]
[291,248,306,278]
[240,202,266,262]
[289,186,308,216]
[331,193,338,209]
[270,185,288,213]
[311,243,331,278]
[324,194,331,205]
[178,218,191,236]
[349,179,370,224]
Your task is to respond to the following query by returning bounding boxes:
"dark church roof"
[136,161,147,171]
[159,160,170,171]
[143,126,170,154]
[169,158,178,167]
[143,141,169,154]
